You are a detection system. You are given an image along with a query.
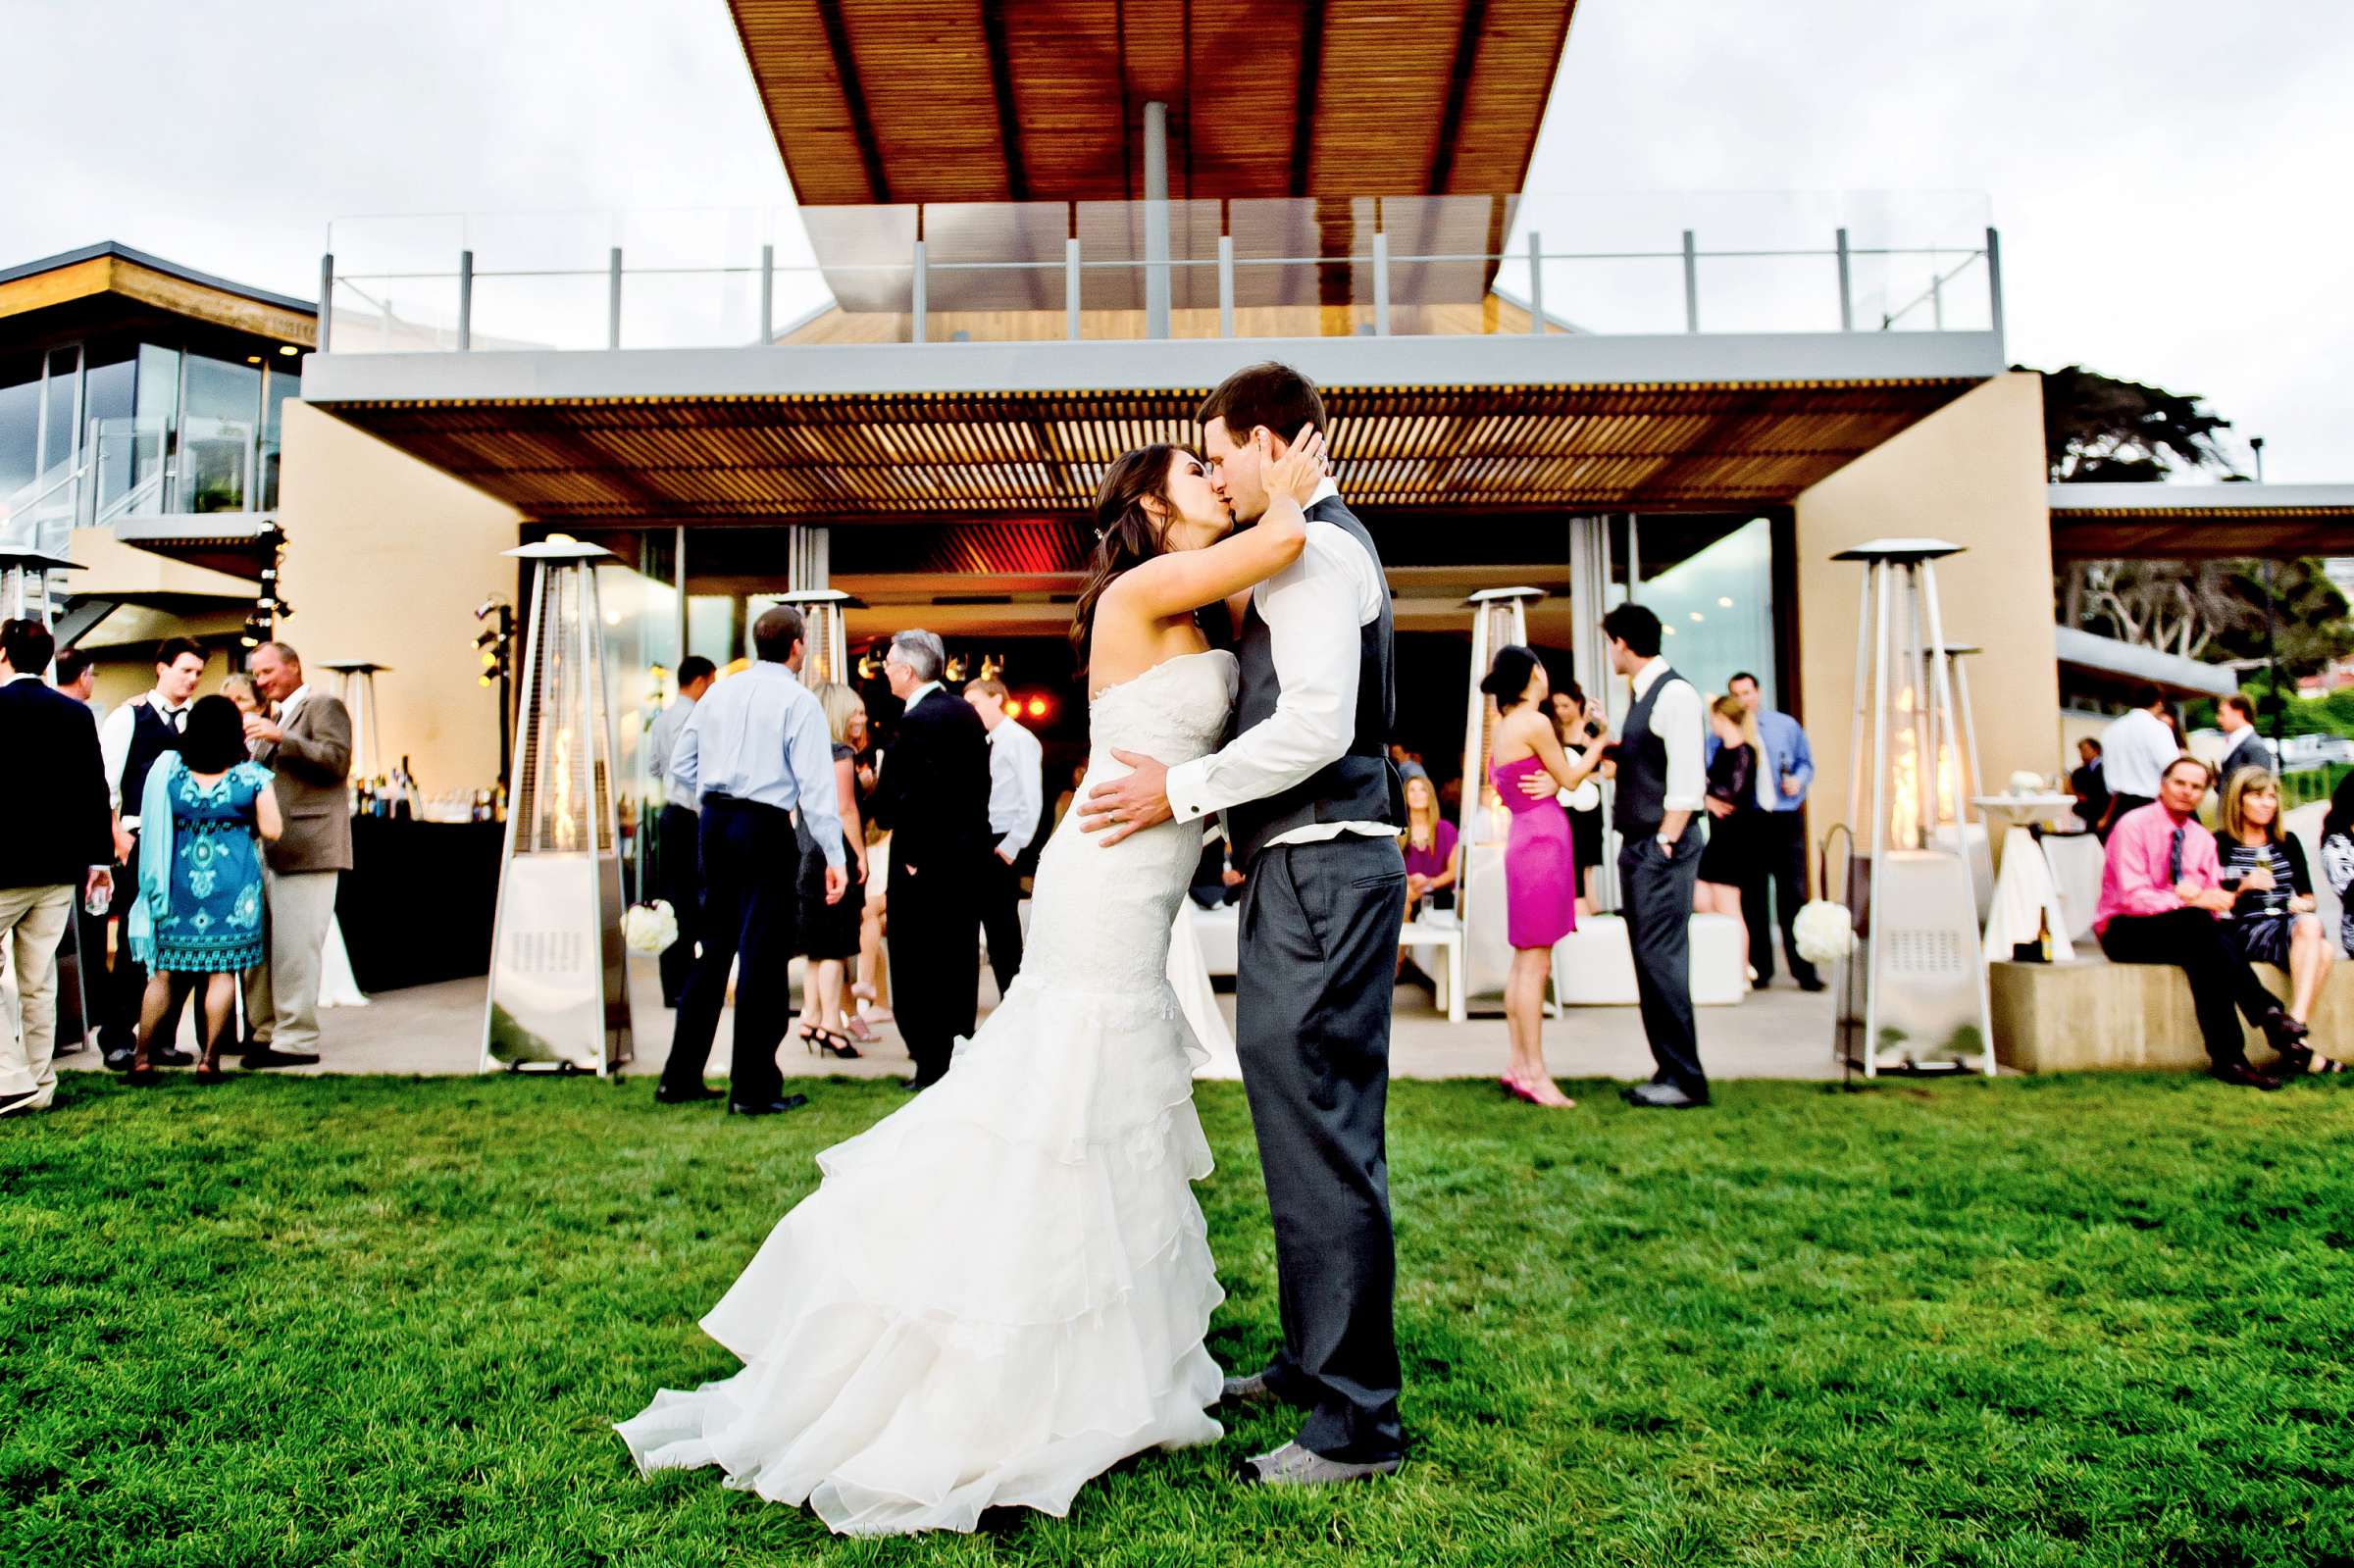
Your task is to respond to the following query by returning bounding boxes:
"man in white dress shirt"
[1602,602,1712,1109]
[2096,685,2181,838]
[1078,362,1407,1488]
[963,677,1043,997]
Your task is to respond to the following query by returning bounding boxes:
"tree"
[2038,365,2354,680]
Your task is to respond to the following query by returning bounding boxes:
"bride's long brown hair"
[1070,443,1186,666]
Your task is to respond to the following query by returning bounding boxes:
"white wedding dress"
[618,649,1238,1536]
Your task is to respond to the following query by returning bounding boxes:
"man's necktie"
[2169,823,2187,885]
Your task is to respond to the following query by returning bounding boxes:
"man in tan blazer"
[240,642,353,1067]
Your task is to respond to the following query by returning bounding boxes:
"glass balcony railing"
[321,190,2000,356]
[0,417,197,559]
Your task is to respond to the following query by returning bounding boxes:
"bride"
[616,426,1330,1536]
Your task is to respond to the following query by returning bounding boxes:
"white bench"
[1552,913,1750,1007]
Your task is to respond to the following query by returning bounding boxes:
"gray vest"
[1225,496,1404,866]
[1615,664,1688,836]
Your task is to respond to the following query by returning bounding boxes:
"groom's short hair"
[1197,362,1327,445]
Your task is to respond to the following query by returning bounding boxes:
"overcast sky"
[7,0,2347,481]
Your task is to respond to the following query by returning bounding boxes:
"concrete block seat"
[1990,949,2351,1073]
[1553,912,1749,1007]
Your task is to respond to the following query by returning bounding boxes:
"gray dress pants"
[1617,825,1708,1096]
[1234,833,1407,1464]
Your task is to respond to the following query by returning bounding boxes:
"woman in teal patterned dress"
[128,695,281,1083]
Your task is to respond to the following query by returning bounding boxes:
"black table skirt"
[336,816,505,993]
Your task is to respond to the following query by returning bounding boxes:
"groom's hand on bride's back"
[1079,750,1172,846]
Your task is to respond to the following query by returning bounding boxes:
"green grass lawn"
[4,1071,2350,1567]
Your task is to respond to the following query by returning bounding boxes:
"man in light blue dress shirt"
[1728,672,1822,991]
[657,607,847,1114]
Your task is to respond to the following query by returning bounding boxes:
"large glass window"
[261,361,299,510]
[81,340,138,515]
[0,351,38,499]
[1634,515,1779,705]
[39,346,81,472]
[180,353,261,512]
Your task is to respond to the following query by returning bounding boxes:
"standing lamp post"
[1830,538,1994,1078]
[1458,586,1547,1014]
[481,541,632,1075]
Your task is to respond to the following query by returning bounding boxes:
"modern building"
[0,241,309,705]
[23,3,2353,872]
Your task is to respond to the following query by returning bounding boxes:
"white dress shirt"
[1165,480,1394,846]
[1632,657,1707,819]
[2099,707,2180,799]
[276,683,313,729]
[985,716,1045,859]
[97,688,192,822]
[646,694,699,811]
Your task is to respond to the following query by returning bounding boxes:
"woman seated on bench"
[2094,754,2306,1090]
[2218,768,2339,1074]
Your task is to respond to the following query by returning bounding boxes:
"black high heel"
[807,1025,861,1060]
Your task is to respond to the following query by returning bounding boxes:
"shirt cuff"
[1165,757,1214,823]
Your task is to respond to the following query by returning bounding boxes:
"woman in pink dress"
[1483,645,1612,1108]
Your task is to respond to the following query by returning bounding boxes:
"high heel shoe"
[841,1011,878,1043]
[799,1024,862,1061]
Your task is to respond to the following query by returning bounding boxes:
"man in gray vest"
[1079,362,1407,1487]
[1603,602,1712,1108]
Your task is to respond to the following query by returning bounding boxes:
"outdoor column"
[1566,515,1619,913]
[1143,100,1171,338]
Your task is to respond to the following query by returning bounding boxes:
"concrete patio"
[58,957,1855,1087]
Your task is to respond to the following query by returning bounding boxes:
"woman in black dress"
[1548,683,1608,913]
[1694,693,1764,979]
[795,682,870,1058]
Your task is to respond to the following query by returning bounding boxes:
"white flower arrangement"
[1793,899,1858,967]
[624,899,680,956]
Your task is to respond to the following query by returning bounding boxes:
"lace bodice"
[1017,651,1237,994]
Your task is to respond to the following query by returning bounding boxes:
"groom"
[1082,362,1407,1486]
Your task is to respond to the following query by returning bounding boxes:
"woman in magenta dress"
[1483,645,1612,1108]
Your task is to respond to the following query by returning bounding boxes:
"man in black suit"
[873,629,992,1090]
[2214,693,2275,789]
[0,620,115,1116]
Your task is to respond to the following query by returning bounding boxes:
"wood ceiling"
[728,0,1580,206]
[2048,503,2354,562]
[319,378,1976,525]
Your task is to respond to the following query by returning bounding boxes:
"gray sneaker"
[1237,1442,1401,1487]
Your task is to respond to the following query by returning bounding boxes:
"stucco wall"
[1793,371,2060,851]
[273,401,521,791]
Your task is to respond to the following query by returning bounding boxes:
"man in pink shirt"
[2095,754,2299,1089]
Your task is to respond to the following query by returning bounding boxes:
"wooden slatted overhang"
[2048,483,2354,561]
[317,375,1977,524]
[727,0,1579,206]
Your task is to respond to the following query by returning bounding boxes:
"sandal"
[841,1012,878,1043]
[809,1026,861,1061]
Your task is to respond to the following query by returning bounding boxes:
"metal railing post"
[457,249,473,351]
[1931,267,1944,330]
[606,247,623,349]
[1066,236,1082,340]
[1372,229,1391,335]
[759,243,775,345]
[1526,230,1544,334]
[1835,228,1854,331]
[1984,226,2005,353]
[1682,229,1699,332]
[1217,234,1235,337]
[317,252,333,352]
[911,238,928,343]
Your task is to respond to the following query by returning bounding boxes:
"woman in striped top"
[2219,768,2339,1074]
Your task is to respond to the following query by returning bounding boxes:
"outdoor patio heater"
[1458,586,1547,1012]
[0,548,78,629]
[773,587,856,688]
[319,660,392,784]
[1831,538,1994,1077]
[481,540,632,1076]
